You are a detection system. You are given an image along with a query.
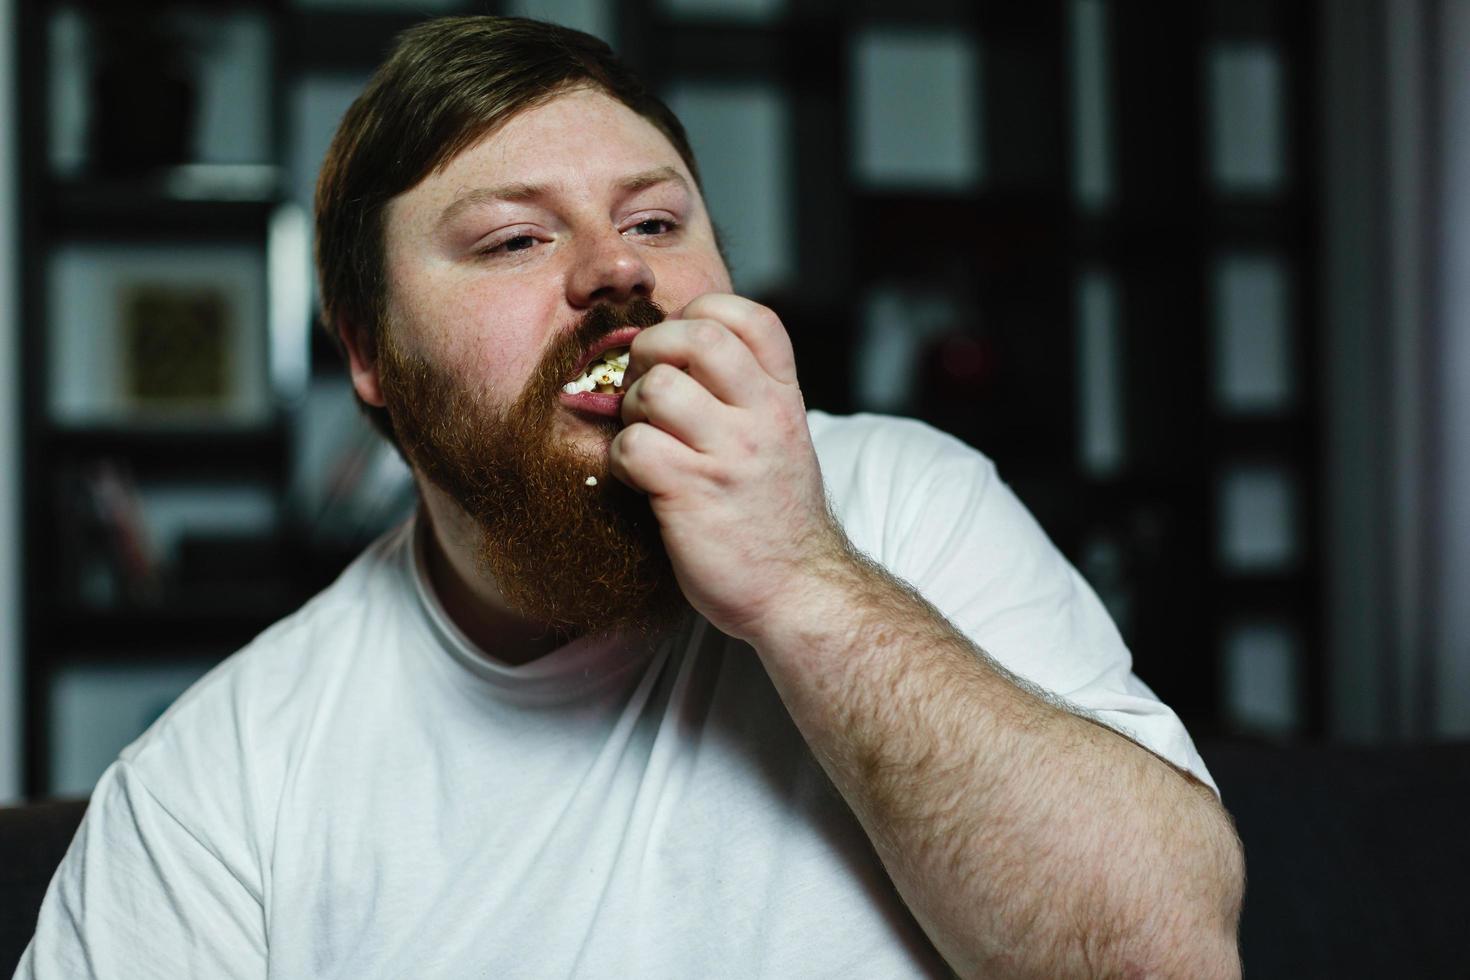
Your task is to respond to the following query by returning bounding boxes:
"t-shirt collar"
[404,508,669,704]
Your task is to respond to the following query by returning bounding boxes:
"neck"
[416,487,577,667]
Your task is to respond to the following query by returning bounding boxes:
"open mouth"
[561,345,630,396]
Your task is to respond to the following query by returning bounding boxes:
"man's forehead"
[433,166,691,230]
[392,91,694,222]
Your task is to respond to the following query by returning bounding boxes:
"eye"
[476,218,679,259]
[627,218,679,238]
[479,233,538,257]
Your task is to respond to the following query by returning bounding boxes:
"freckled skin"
[355,88,836,647]
[340,86,737,660]
[363,86,735,457]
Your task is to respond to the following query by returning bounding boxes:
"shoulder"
[806,410,1002,558]
[114,519,418,831]
[807,409,994,476]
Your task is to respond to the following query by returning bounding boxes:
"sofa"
[0,797,87,974]
[3,739,1466,977]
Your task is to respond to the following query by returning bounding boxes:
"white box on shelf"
[1070,0,1114,211]
[1218,463,1297,571]
[49,659,219,798]
[1208,42,1287,193]
[661,0,784,21]
[1213,252,1293,412]
[47,8,274,175]
[1077,268,1124,476]
[505,0,616,45]
[1222,619,1300,736]
[664,81,794,299]
[851,28,983,191]
[48,243,271,428]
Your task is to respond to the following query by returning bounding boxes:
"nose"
[566,224,656,308]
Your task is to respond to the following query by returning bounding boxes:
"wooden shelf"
[42,170,284,240]
[851,191,1071,280]
[281,10,433,72]
[43,422,289,476]
[1217,571,1311,612]
[42,596,303,658]
[1211,414,1315,458]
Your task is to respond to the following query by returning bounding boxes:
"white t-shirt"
[17,411,1215,979]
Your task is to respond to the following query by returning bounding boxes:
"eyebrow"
[436,165,690,229]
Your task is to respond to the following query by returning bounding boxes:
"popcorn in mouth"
[562,346,630,395]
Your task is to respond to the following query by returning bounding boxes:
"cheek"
[655,258,729,309]
[397,277,553,395]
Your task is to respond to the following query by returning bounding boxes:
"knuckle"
[641,363,679,397]
[629,326,660,360]
[754,306,784,335]
[682,294,714,319]
[689,318,724,348]
[618,421,648,455]
[623,337,652,371]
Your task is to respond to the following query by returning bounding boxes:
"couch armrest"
[0,798,89,977]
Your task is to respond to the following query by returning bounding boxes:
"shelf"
[1216,571,1311,612]
[653,19,813,81]
[56,0,284,11]
[42,169,283,240]
[43,422,289,476]
[41,595,303,658]
[853,189,1069,278]
[282,10,431,72]
[1210,414,1314,458]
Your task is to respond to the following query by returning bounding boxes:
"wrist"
[743,531,887,655]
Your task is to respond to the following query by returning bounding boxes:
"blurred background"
[0,0,1465,807]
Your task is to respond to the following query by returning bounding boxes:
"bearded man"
[19,15,1244,980]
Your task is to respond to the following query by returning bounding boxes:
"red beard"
[377,296,690,643]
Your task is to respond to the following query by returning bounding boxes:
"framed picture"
[48,243,270,427]
[121,282,232,408]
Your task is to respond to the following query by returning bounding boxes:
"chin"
[559,416,618,456]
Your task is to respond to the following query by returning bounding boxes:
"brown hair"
[314,14,723,444]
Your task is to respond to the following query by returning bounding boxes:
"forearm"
[749,545,1245,980]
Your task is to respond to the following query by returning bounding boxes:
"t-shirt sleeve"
[820,414,1218,797]
[13,759,267,980]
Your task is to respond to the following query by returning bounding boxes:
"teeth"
[564,345,630,394]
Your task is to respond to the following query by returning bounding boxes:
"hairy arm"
[610,292,1245,978]
[749,544,1245,980]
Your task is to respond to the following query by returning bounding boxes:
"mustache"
[530,296,668,397]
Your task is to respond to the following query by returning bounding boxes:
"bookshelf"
[16,1,412,797]
[16,0,1325,797]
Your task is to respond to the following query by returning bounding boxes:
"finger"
[609,420,698,497]
[678,293,798,386]
[620,362,730,453]
[624,318,761,407]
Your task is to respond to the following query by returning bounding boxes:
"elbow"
[1145,919,1243,980]
[1081,802,1246,980]
[1102,901,1242,980]
[1201,799,1247,976]
[1206,825,1247,977]
[1138,813,1247,979]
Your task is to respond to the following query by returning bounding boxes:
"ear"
[336,315,386,408]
